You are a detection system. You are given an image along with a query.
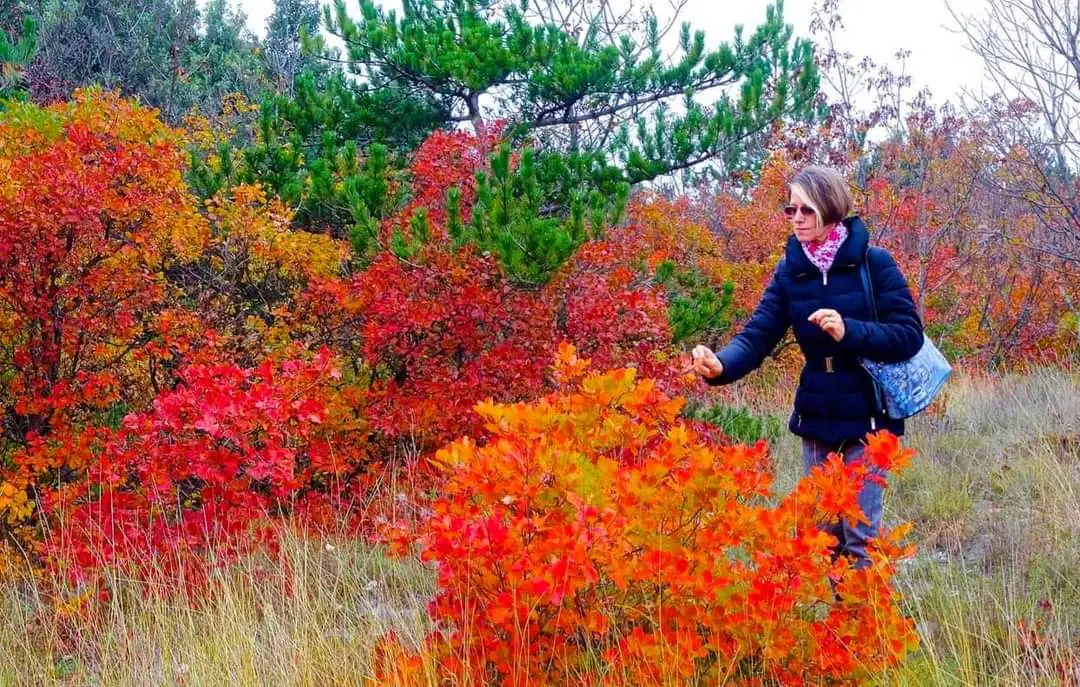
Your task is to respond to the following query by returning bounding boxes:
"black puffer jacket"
[707,216,924,445]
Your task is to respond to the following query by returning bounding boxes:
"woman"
[690,165,924,567]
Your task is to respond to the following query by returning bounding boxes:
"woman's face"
[788,189,832,244]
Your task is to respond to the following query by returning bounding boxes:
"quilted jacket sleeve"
[706,265,790,385]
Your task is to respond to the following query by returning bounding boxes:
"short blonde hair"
[790,166,852,227]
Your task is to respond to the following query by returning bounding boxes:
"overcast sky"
[231,0,991,105]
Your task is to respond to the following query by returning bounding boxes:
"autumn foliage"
[0,81,1073,684]
[376,345,918,686]
[0,90,205,442]
[296,248,554,453]
[0,91,208,549]
[26,349,367,590]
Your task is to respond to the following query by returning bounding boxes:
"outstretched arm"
[706,267,791,386]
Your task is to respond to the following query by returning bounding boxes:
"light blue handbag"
[858,249,952,420]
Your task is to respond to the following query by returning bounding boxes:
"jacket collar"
[783,215,870,275]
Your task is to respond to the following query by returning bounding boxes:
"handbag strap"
[859,248,879,322]
[859,247,887,416]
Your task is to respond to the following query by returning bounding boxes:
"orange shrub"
[378,345,919,686]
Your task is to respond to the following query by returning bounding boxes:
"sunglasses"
[783,204,816,218]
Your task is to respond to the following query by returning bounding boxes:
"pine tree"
[194,0,820,286]
[0,17,36,104]
[187,71,421,233]
[324,0,819,180]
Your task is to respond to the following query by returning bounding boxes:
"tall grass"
[883,367,1080,686]
[1,535,435,686]
[1,369,1077,685]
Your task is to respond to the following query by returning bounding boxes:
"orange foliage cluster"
[376,345,918,686]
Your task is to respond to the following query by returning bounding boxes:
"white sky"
[230,0,991,105]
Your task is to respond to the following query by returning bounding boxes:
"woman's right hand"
[691,345,724,380]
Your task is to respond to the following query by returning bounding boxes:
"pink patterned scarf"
[800,223,848,273]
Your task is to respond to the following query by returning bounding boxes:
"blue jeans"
[801,438,884,569]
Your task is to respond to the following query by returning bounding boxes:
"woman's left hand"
[808,308,846,342]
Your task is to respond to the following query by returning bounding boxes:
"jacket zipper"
[807,262,877,431]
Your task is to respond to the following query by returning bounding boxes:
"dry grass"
[1,536,435,686]
[885,368,1080,686]
[1,369,1078,686]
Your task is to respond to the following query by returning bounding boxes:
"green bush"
[685,401,785,445]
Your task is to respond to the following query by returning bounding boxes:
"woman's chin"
[793,229,818,243]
